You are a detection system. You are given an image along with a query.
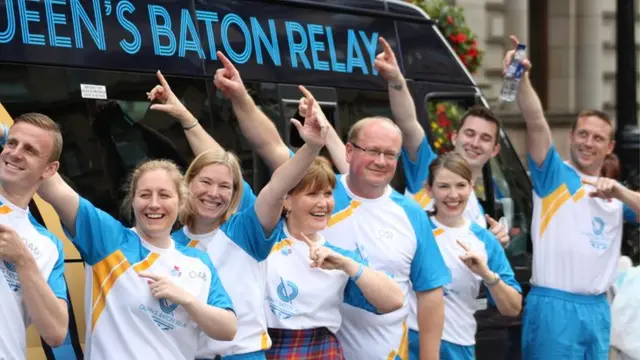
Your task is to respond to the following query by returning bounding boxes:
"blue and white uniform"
[320,174,451,360]
[263,223,374,333]
[401,137,487,228]
[0,195,68,359]
[174,181,278,360]
[70,197,233,360]
[408,217,521,360]
[522,146,639,360]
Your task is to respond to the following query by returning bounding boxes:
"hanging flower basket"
[406,0,483,154]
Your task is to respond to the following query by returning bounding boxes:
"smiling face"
[428,167,473,219]
[452,115,500,173]
[188,163,234,223]
[286,184,335,233]
[132,168,181,240]
[0,122,59,193]
[569,115,615,176]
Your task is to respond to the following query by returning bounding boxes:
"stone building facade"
[449,0,638,163]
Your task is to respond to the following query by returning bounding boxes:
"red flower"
[447,16,454,24]
[458,33,467,43]
[468,48,478,57]
[449,34,458,43]
[438,113,450,127]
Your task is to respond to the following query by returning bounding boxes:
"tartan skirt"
[266,327,345,360]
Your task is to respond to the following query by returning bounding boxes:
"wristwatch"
[484,272,501,287]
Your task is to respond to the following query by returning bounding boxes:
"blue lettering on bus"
[0,0,381,76]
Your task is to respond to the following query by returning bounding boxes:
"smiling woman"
[35,158,238,360]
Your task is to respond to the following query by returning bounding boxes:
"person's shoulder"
[28,214,64,252]
[390,189,425,215]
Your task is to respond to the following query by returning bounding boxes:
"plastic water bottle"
[499,43,527,103]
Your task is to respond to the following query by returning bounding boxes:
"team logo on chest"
[2,260,20,292]
[584,216,610,250]
[266,277,300,320]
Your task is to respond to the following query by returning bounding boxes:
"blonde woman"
[37,160,236,360]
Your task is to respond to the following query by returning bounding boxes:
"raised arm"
[297,86,349,174]
[214,52,290,172]
[147,71,223,156]
[254,90,327,234]
[374,37,424,160]
[585,178,640,220]
[37,173,80,237]
[507,35,552,166]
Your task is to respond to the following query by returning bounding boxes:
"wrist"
[343,259,359,277]
[179,112,198,128]
[231,92,254,111]
[482,271,500,286]
[388,77,406,90]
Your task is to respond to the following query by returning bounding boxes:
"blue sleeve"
[325,243,379,314]
[527,145,581,197]
[48,238,68,302]
[202,255,234,312]
[68,197,129,265]
[0,123,8,146]
[480,231,522,306]
[409,210,451,291]
[623,204,639,225]
[237,180,256,212]
[220,204,280,261]
[401,137,437,194]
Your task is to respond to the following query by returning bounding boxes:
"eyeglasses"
[350,142,400,161]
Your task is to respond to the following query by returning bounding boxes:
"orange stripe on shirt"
[133,252,160,273]
[269,239,293,255]
[328,200,361,227]
[433,228,445,237]
[91,250,130,330]
[540,185,571,237]
[186,239,199,248]
[386,321,409,360]
[412,188,431,209]
[261,331,270,350]
[0,205,12,214]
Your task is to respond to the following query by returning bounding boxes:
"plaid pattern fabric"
[266,327,345,360]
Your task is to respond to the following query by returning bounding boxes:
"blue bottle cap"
[517,44,526,50]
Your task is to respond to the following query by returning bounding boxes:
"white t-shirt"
[320,175,451,360]
[264,223,372,333]
[407,217,520,345]
[0,195,67,360]
[401,137,488,228]
[173,201,278,357]
[528,146,638,294]
[71,197,233,360]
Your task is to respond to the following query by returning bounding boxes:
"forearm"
[344,260,404,314]
[37,173,79,234]
[388,79,424,158]
[517,75,552,164]
[615,187,640,217]
[255,143,321,231]
[17,256,68,347]
[485,281,522,317]
[233,93,290,172]
[173,109,223,156]
[325,127,349,174]
[183,297,237,341]
[417,289,445,360]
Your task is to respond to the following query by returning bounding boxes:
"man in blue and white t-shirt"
[506,35,640,360]
[0,114,69,359]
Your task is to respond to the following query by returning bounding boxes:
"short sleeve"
[68,197,129,265]
[47,238,69,302]
[220,204,280,261]
[0,123,8,146]
[204,257,234,312]
[409,210,451,292]
[474,226,521,306]
[623,204,639,225]
[401,137,437,194]
[527,145,581,197]
[325,243,378,313]
[237,180,256,212]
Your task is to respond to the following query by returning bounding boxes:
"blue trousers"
[408,330,475,360]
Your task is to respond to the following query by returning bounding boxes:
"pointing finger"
[299,232,315,248]
[298,85,315,101]
[378,36,393,57]
[216,51,237,74]
[139,272,163,282]
[485,214,498,226]
[156,70,170,90]
[456,239,470,252]
[509,35,520,48]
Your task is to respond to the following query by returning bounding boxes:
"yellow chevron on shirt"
[328,200,361,227]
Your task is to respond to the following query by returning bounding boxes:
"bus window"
[424,96,532,263]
